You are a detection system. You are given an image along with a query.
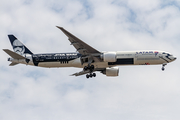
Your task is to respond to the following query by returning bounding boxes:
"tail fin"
[8,35,33,55]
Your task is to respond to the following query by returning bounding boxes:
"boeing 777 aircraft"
[3,26,177,78]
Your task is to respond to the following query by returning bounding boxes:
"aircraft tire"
[93,73,96,77]
[89,65,94,72]
[84,66,88,71]
[162,67,165,71]
[86,74,89,78]
[90,65,94,70]
[89,74,93,78]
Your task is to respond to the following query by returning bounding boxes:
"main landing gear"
[86,73,96,78]
[84,65,96,78]
[162,63,167,71]
[84,65,94,72]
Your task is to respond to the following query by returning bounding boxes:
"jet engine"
[102,67,119,76]
[101,52,117,62]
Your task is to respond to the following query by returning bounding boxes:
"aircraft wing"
[71,68,105,76]
[56,26,101,56]
[71,70,91,76]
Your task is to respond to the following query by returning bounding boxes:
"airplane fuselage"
[4,27,177,78]
[8,50,176,69]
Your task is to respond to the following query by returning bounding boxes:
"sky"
[0,0,180,120]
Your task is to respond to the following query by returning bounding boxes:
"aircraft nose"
[169,56,177,61]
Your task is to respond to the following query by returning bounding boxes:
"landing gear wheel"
[162,67,165,71]
[86,73,96,79]
[162,63,167,71]
[84,66,88,71]
[89,74,93,78]
[90,65,94,70]
[84,65,95,72]
[93,73,96,77]
[86,74,89,78]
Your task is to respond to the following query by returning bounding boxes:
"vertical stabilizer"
[8,35,33,55]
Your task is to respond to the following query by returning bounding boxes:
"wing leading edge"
[56,26,100,55]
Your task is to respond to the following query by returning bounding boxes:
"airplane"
[3,26,177,78]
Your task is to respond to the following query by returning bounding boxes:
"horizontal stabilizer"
[9,62,19,66]
[3,49,26,59]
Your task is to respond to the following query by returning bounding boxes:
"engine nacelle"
[101,52,117,62]
[102,67,119,76]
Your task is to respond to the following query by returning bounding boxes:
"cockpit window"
[167,54,171,56]
[162,52,172,56]
[162,52,167,54]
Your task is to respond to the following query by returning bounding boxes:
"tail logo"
[13,40,25,55]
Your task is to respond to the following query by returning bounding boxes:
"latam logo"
[154,51,159,56]
[136,51,153,54]
[136,51,159,55]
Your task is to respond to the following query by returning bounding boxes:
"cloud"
[0,0,180,120]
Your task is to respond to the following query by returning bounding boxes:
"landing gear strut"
[84,64,96,78]
[83,55,96,79]
[162,63,167,71]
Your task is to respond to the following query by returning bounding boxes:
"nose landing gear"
[162,63,167,71]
